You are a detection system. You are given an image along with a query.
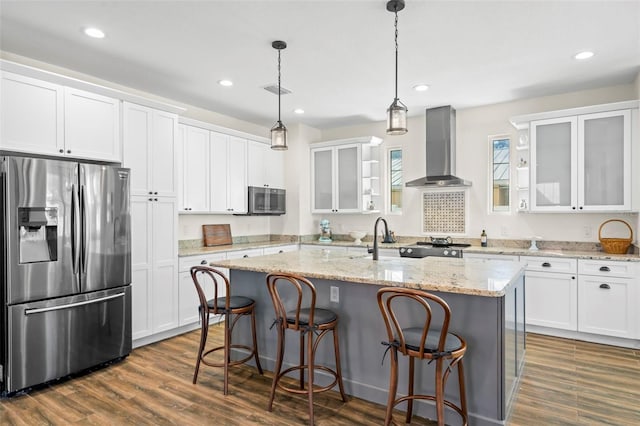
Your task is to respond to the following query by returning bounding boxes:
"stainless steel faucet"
[368,216,393,260]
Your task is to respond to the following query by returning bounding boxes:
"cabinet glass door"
[336,145,360,211]
[578,110,630,211]
[531,117,577,211]
[312,148,334,211]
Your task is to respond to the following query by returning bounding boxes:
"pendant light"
[386,0,407,135]
[271,40,288,150]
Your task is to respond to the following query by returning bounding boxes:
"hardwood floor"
[1,329,638,425]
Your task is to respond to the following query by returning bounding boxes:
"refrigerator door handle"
[71,184,81,277]
[24,292,126,315]
[80,184,88,275]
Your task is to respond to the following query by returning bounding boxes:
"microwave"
[248,186,286,215]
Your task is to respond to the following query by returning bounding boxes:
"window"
[491,137,510,212]
[388,148,403,213]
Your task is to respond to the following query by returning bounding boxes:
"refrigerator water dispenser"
[18,207,58,263]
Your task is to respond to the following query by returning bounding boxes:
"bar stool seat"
[266,273,348,425]
[377,287,468,426]
[190,266,263,395]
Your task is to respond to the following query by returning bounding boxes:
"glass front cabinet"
[512,102,636,213]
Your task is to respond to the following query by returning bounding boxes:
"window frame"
[386,146,403,215]
[488,134,512,214]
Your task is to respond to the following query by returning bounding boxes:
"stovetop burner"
[399,241,471,258]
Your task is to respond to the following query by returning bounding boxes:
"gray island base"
[211,250,526,426]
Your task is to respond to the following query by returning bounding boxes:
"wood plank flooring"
[1,329,638,425]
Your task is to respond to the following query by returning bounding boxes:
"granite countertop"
[179,241,298,257]
[210,249,525,297]
[301,240,640,262]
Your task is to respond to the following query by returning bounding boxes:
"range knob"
[407,248,413,254]
[443,250,449,256]
[400,248,406,253]
[451,250,458,256]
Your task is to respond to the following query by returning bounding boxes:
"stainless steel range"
[399,240,471,258]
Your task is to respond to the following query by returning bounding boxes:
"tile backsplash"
[423,191,466,234]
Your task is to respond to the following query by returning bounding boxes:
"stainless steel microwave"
[248,186,286,215]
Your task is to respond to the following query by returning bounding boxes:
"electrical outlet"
[501,226,509,237]
[330,286,339,303]
[583,225,592,238]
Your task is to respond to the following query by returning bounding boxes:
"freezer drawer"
[5,286,131,393]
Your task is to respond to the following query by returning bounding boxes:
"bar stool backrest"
[266,273,317,331]
[190,266,231,314]
[377,287,452,358]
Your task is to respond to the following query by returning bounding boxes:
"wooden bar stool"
[266,273,348,425]
[377,287,468,426]
[190,265,263,395]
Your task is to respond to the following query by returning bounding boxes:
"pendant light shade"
[271,120,287,150]
[271,40,288,150]
[386,0,407,135]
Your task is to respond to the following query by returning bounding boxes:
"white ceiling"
[1,1,639,129]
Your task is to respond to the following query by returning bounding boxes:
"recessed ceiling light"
[218,80,233,87]
[574,51,594,60]
[293,108,305,114]
[84,27,105,39]
[413,84,430,92]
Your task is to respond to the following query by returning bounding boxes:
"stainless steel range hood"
[405,105,471,187]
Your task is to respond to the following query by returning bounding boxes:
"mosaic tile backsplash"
[423,191,466,234]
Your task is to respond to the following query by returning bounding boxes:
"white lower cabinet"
[178,253,228,326]
[577,259,638,339]
[131,196,178,340]
[521,256,578,332]
[463,253,520,262]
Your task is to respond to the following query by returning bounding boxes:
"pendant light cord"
[394,9,399,102]
[277,49,282,123]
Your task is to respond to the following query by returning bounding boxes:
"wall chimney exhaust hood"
[405,105,471,187]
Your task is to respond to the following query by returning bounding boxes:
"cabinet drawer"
[463,253,520,262]
[225,248,263,259]
[179,252,226,272]
[578,259,638,278]
[578,275,637,338]
[263,244,299,255]
[521,256,577,273]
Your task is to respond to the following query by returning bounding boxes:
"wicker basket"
[598,219,633,254]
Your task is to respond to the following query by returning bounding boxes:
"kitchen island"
[211,249,526,426]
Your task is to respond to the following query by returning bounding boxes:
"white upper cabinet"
[1,72,64,155]
[513,101,637,213]
[181,125,210,212]
[210,132,247,214]
[123,102,178,197]
[310,136,381,214]
[64,87,121,162]
[247,140,285,188]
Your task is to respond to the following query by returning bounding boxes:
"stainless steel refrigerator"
[1,155,132,394]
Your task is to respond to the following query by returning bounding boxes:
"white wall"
[314,83,639,242]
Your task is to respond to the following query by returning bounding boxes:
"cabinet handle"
[243,255,249,258]
[599,283,611,290]
[149,191,153,195]
[572,276,575,280]
[541,262,551,267]
[572,206,576,210]
[599,266,610,272]
[153,198,158,201]
[200,260,207,265]
[59,149,64,153]
[149,198,153,201]
[279,250,284,253]
[67,150,71,154]
[579,206,583,210]
[154,192,158,195]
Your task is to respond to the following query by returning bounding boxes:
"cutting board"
[202,224,232,246]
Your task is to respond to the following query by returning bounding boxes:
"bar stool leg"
[193,310,208,384]
[384,347,399,426]
[435,358,445,426]
[268,325,286,412]
[458,360,468,425]
[307,330,315,425]
[299,333,306,390]
[223,311,231,395]
[332,327,348,402]
[406,356,415,423]
[250,308,263,374]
